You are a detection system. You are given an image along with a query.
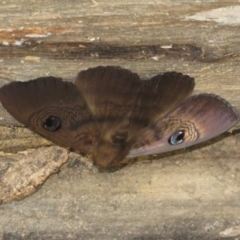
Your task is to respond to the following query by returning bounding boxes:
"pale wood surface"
[0,0,240,239]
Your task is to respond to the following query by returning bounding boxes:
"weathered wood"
[0,0,240,239]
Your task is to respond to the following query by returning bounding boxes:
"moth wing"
[76,67,195,125]
[75,66,142,121]
[137,71,195,122]
[128,94,238,157]
[0,77,99,153]
[75,67,196,167]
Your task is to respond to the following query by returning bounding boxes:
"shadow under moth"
[0,66,238,168]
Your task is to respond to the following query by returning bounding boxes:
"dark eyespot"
[43,116,61,131]
[168,130,185,145]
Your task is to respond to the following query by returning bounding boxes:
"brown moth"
[0,66,238,168]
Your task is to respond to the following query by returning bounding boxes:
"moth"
[0,66,238,168]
